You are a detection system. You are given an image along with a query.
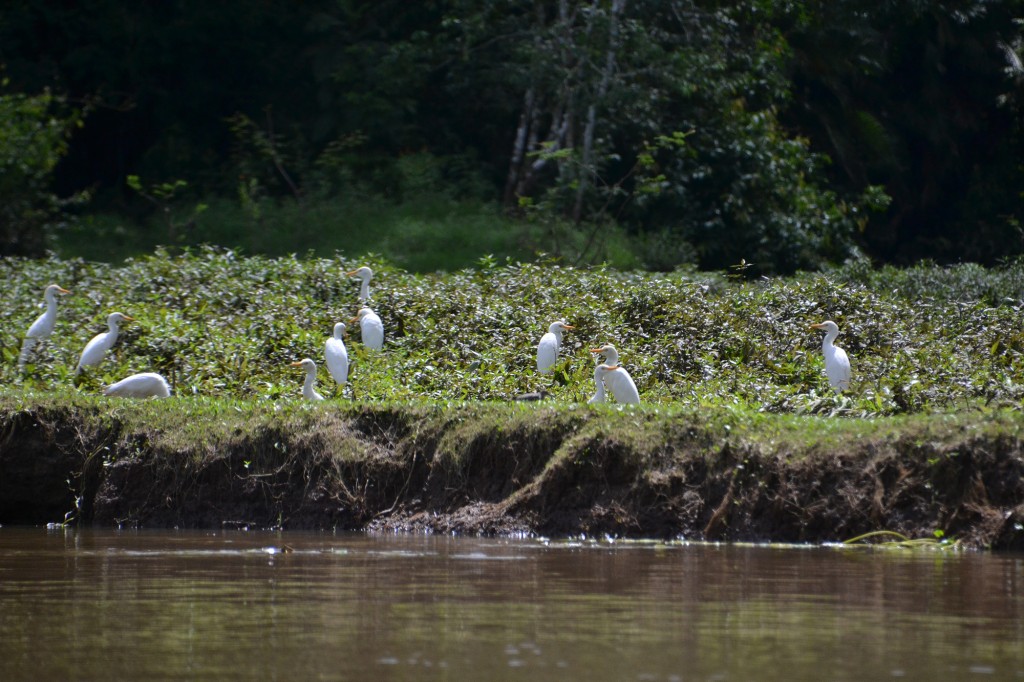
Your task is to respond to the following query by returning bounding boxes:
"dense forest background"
[1,0,1022,274]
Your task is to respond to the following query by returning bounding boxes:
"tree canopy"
[1,0,1021,272]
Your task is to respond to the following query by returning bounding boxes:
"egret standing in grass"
[590,344,639,403]
[537,320,574,374]
[291,358,325,401]
[19,283,70,368]
[325,322,349,388]
[103,372,171,398]
[346,266,373,301]
[351,307,384,350]
[811,320,851,392]
[75,312,133,375]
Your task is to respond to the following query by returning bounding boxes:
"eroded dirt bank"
[2,402,1024,550]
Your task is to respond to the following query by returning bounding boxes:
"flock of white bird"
[18,266,852,402]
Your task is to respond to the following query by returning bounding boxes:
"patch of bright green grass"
[4,389,1024,470]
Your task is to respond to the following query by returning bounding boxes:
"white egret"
[811,320,851,392]
[103,372,171,398]
[537,320,574,374]
[346,266,373,301]
[588,363,610,404]
[75,312,133,374]
[590,344,638,402]
[603,365,640,404]
[590,343,619,366]
[325,322,350,387]
[350,307,384,350]
[290,358,325,401]
[19,283,70,367]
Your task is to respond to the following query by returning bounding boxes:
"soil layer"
[2,402,1024,550]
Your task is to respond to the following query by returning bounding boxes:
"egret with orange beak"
[76,312,133,374]
[291,358,325,401]
[537,320,574,374]
[19,283,70,367]
[589,343,619,366]
[346,266,373,301]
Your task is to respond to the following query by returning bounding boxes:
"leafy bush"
[0,87,86,256]
[831,258,1024,305]
[5,252,1024,418]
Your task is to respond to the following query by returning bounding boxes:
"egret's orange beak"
[810,323,825,330]
[123,315,135,321]
[345,269,359,277]
[349,315,359,323]
[590,347,603,354]
[563,324,575,330]
[57,287,70,295]
[290,361,303,367]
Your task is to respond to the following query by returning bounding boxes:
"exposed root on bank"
[841,530,963,550]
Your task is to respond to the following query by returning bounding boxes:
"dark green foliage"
[0,0,1021,271]
[0,87,86,255]
[777,0,1024,263]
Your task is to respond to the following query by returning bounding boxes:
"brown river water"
[1,527,1022,681]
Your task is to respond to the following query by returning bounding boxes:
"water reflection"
[0,527,1021,681]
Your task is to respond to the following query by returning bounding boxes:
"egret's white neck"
[44,289,59,311]
[821,329,838,351]
[590,366,607,403]
[359,278,370,300]
[303,366,318,394]
[108,319,121,334]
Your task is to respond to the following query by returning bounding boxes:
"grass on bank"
[4,387,1024,467]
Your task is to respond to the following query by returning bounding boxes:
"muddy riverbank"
[2,399,1023,550]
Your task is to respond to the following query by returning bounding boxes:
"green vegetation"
[0,87,85,256]
[55,195,643,271]
[2,2,1022,271]
[4,386,1023,465]
[5,252,1024,420]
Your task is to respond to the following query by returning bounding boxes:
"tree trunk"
[504,87,536,206]
[573,0,627,224]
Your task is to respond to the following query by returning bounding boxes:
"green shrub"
[0,88,86,256]
[5,252,1024,418]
